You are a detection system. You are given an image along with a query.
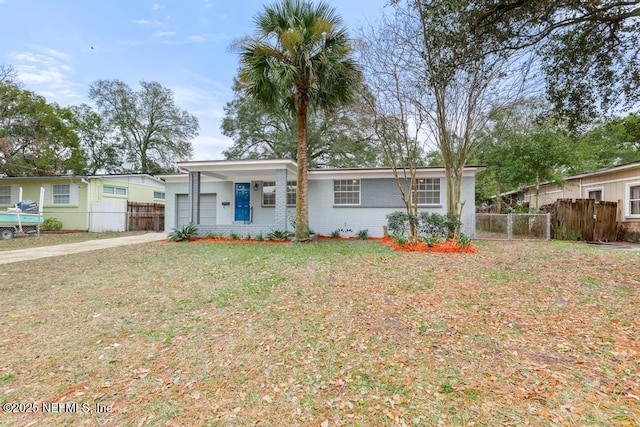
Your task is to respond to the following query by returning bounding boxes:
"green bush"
[356,229,369,240]
[42,217,63,231]
[458,232,471,249]
[168,223,198,242]
[391,232,408,247]
[330,230,341,238]
[266,229,293,241]
[386,211,418,236]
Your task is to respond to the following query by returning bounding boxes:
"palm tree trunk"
[295,100,311,241]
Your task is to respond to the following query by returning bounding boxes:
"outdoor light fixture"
[253,182,259,191]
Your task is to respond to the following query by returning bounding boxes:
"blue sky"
[0,0,389,160]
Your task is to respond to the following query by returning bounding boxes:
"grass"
[0,239,638,425]
[0,231,150,251]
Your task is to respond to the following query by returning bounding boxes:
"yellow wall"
[0,178,89,230]
[0,175,165,230]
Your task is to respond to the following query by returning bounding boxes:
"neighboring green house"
[0,174,165,231]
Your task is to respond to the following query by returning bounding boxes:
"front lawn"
[0,240,638,425]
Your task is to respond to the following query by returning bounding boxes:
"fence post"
[507,213,513,240]
[545,213,551,241]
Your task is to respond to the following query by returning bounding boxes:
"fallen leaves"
[0,240,638,425]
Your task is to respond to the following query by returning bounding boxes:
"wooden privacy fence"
[552,199,617,241]
[127,202,165,231]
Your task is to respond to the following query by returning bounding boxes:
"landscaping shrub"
[168,223,198,242]
[266,229,292,241]
[356,229,369,240]
[42,217,63,231]
[386,211,418,236]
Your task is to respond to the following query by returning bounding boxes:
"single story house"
[517,160,640,240]
[160,159,484,238]
[0,174,166,232]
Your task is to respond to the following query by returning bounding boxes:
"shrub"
[356,229,369,240]
[256,233,265,241]
[458,232,471,249]
[418,212,462,239]
[266,229,292,241]
[168,223,198,242]
[42,217,63,231]
[386,211,418,236]
[330,229,341,238]
[392,232,408,247]
[230,232,240,240]
[205,231,216,238]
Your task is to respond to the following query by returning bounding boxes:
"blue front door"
[234,183,251,222]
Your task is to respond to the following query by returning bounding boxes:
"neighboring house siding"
[0,175,165,231]
[100,177,165,204]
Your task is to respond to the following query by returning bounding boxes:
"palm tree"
[238,0,361,241]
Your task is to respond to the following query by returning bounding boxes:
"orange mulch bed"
[377,236,477,253]
[319,235,477,253]
[186,235,475,253]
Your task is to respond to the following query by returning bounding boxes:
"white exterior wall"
[308,176,477,238]
[165,173,478,238]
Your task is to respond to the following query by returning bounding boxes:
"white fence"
[90,200,127,232]
[475,213,551,240]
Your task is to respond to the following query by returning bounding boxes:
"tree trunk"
[295,100,311,241]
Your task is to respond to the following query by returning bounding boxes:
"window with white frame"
[334,179,360,205]
[586,188,603,202]
[154,191,165,200]
[53,184,70,204]
[0,185,10,205]
[103,185,127,196]
[628,183,640,216]
[262,181,296,206]
[416,178,440,205]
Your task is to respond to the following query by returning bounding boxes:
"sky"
[0,0,389,161]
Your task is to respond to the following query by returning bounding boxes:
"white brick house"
[160,159,484,238]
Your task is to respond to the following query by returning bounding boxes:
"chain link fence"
[475,213,551,240]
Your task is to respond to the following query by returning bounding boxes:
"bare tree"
[0,64,17,83]
[361,0,533,228]
[358,15,429,242]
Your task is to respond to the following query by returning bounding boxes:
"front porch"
[177,159,298,237]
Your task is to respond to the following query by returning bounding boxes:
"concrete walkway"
[0,232,167,265]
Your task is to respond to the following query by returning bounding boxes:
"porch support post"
[188,171,201,225]
[274,168,287,230]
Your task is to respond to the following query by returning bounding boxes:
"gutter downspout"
[82,179,90,231]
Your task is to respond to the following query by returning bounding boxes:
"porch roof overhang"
[175,159,298,182]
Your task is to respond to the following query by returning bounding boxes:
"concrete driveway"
[0,232,167,265]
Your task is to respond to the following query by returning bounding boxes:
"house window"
[334,179,360,205]
[154,191,165,200]
[587,188,602,202]
[416,178,440,205]
[53,184,70,204]
[0,185,10,205]
[629,183,640,216]
[262,181,296,206]
[103,185,127,196]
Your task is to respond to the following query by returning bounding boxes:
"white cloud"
[185,35,205,43]
[154,31,176,38]
[152,3,161,11]
[8,47,82,104]
[132,19,151,25]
